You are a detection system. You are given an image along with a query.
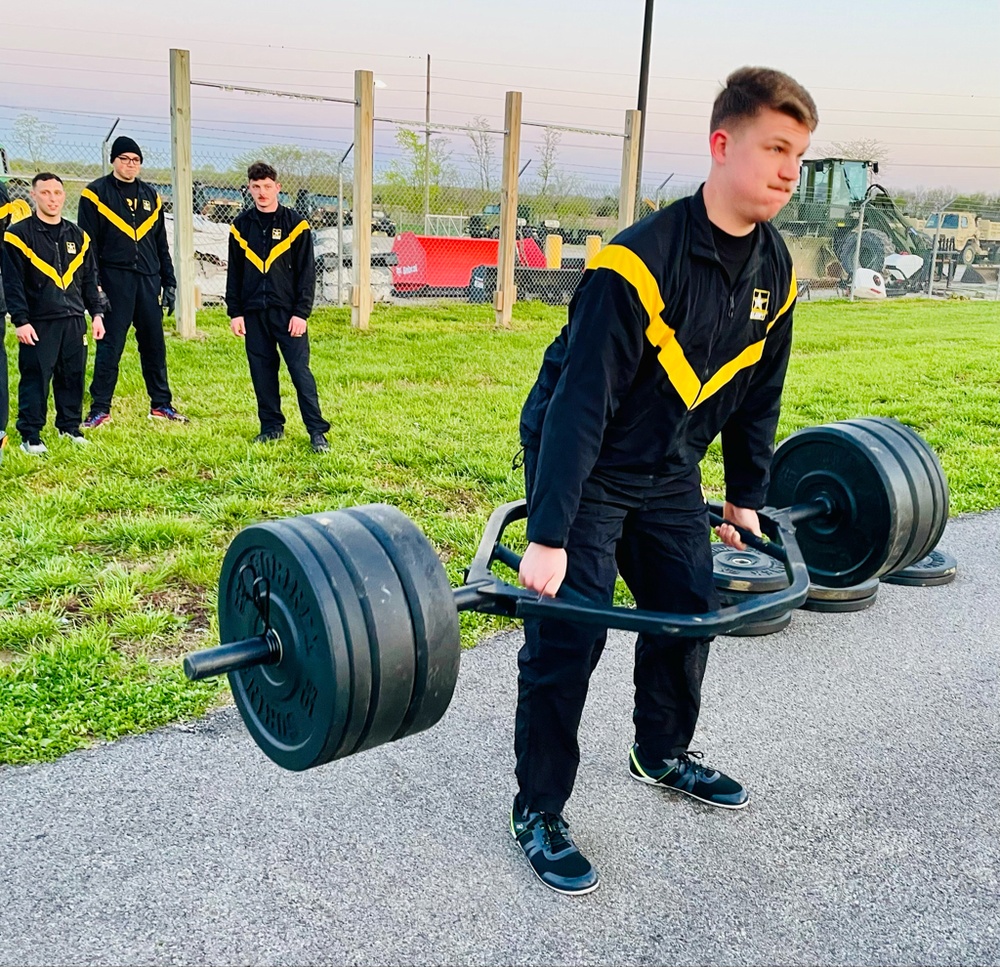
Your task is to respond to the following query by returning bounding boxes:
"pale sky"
[2,0,999,193]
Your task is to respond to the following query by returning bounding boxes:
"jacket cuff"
[524,521,567,549]
[723,487,767,511]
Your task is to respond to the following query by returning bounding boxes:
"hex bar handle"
[459,499,811,637]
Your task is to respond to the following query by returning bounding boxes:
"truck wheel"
[961,243,977,266]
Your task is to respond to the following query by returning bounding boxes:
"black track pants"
[243,308,329,435]
[16,316,87,440]
[514,448,717,815]
[88,268,171,414]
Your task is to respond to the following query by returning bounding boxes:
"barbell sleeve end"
[787,495,835,524]
[183,631,281,681]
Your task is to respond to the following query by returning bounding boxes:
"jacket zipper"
[689,276,737,409]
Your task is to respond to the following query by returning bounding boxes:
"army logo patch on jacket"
[750,289,770,321]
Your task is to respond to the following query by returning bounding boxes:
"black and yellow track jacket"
[77,174,176,286]
[3,214,102,326]
[225,205,315,319]
[0,181,10,316]
[520,187,797,548]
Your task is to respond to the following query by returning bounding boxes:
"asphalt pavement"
[1,513,997,966]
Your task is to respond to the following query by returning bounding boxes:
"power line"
[4,33,1000,101]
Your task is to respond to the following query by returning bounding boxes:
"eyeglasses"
[117,156,142,166]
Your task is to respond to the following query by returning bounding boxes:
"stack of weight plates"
[803,578,879,613]
[881,547,958,587]
[712,545,791,637]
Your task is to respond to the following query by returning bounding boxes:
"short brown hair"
[247,161,278,182]
[710,67,818,133]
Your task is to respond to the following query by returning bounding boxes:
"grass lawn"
[2,297,999,765]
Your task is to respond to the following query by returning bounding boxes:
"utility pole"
[634,0,654,219]
[423,54,431,233]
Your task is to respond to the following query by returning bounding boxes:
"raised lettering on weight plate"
[298,679,319,719]
[246,675,298,741]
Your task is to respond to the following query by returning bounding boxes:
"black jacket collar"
[688,186,763,283]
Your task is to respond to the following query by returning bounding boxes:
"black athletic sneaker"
[510,803,599,896]
[310,432,330,453]
[253,429,284,444]
[628,745,749,809]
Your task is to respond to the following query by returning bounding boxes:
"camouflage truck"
[911,211,1000,265]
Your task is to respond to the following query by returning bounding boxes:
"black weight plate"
[219,522,352,772]
[841,419,933,576]
[725,611,792,637]
[712,544,789,593]
[289,518,374,761]
[344,505,461,741]
[767,422,911,587]
[864,418,948,565]
[851,418,946,571]
[882,548,957,587]
[717,589,792,637]
[305,511,417,757]
[801,588,879,613]
[807,577,880,602]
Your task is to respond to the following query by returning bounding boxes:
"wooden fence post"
[169,48,196,338]
[494,91,523,329]
[352,69,374,330]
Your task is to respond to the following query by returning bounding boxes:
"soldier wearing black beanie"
[78,136,187,427]
[109,136,143,164]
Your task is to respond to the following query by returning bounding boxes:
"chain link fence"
[8,76,998,313]
[0,138,173,223]
[372,113,636,308]
[372,116,506,303]
[178,82,356,308]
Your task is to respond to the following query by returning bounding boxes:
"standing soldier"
[78,136,187,428]
[3,173,104,454]
[0,179,11,463]
[226,161,330,453]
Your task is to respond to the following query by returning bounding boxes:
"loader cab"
[794,158,873,227]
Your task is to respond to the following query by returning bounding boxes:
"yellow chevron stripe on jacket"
[80,188,162,241]
[772,268,797,323]
[586,245,796,410]
[587,244,701,407]
[696,270,796,407]
[3,230,91,290]
[230,220,310,273]
[229,225,264,272]
[0,201,11,222]
[63,234,92,288]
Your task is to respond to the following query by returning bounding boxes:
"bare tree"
[12,114,56,168]
[467,115,496,192]
[825,138,891,163]
[893,185,958,218]
[537,127,561,195]
[234,145,341,184]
